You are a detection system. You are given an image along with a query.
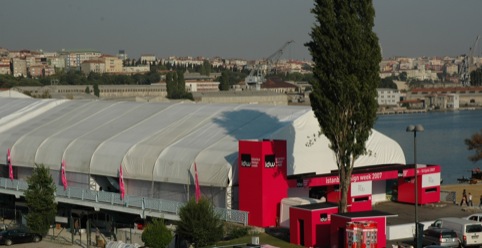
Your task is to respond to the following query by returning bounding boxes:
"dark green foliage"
[199,60,212,76]
[166,71,190,99]
[218,70,246,91]
[141,218,173,248]
[470,68,482,86]
[224,223,250,240]
[85,86,90,94]
[93,83,100,97]
[379,77,398,89]
[465,129,482,163]
[24,164,57,236]
[305,0,381,213]
[176,198,224,248]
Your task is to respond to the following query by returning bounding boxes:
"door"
[299,219,305,246]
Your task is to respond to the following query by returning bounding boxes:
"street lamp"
[406,124,424,248]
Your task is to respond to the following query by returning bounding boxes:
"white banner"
[422,173,440,188]
[351,181,372,196]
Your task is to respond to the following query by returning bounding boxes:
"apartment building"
[81,60,106,74]
[61,50,102,70]
[101,55,123,73]
[29,65,55,78]
[140,55,156,65]
[0,58,10,75]
[11,58,27,77]
[377,88,401,106]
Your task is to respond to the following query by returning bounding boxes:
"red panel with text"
[238,140,288,227]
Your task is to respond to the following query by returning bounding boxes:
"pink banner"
[61,160,68,190]
[7,149,13,181]
[119,164,125,200]
[194,162,201,202]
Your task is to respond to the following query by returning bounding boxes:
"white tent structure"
[0,98,405,209]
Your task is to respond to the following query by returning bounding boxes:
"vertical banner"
[194,162,201,203]
[119,164,125,200]
[61,160,68,190]
[7,149,13,181]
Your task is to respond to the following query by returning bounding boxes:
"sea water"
[374,109,482,184]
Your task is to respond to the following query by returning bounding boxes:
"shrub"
[176,197,224,247]
[141,218,173,248]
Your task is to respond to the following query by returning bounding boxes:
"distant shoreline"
[377,106,482,115]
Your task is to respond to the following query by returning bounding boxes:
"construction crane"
[460,35,480,86]
[245,40,294,90]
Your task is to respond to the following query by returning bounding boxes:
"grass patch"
[214,232,302,248]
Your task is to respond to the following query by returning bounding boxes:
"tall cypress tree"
[305,0,381,213]
[166,72,174,98]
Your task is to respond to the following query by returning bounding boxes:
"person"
[469,193,474,206]
[74,219,80,235]
[460,189,468,206]
[479,195,482,209]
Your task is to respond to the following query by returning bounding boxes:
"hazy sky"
[1,0,481,60]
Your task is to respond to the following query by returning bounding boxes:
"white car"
[464,214,482,222]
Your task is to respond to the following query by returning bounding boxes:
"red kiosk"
[289,202,339,248]
[397,164,441,204]
[238,139,288,227]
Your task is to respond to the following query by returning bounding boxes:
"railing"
[0,177,248,226]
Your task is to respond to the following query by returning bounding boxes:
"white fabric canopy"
[0,98,406,188]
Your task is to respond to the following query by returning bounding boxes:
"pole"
[414,130,418,248]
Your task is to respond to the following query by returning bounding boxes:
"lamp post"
[406,124,424,248]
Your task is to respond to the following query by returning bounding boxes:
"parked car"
[464,214,482,222]
[0,229,42,246]
[422,227,460,247]
[430,217,482,247]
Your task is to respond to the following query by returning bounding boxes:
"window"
[467,224,482,233]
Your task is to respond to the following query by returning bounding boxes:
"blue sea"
[374,109,482,184]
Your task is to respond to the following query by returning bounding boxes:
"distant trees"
[470,68,482,86]
[217,70,245,91]
[24,164,57,236]
[93,83,100,97]
[166,71,192,99]
[465,129,482,163]
[379,77,398,89]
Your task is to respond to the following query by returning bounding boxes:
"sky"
[1,0,481,60]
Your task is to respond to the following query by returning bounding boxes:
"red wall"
[397,171,440,204]
[330,215,387,248]
[238,140,288,227]
[290,206,338,248]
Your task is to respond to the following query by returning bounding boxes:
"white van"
[430,217,482,247]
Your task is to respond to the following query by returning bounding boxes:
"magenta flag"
[61,160,68,190]
[7,149,13,181]
[194,162,201,202]
[119,164,125,200]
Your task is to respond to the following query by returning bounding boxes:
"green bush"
[24,164,57,236]
[176,197,224,248]
[141,218,173,248]
[225,225,250,240]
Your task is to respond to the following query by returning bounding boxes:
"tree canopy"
[176,197,224,248]
[465,129,482,163]
[24,164,57,236]
[141,218,173,248]
[305,0,381,213]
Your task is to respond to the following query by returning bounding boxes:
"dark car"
[0,229,42,246]
[422,227,460,247]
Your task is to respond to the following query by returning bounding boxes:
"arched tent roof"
[0,98,406,188]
